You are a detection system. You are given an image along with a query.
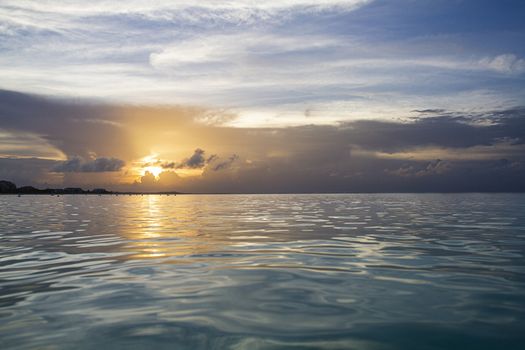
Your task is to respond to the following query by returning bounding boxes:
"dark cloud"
[173,150,235,171]
[212,154,239,171]
[53,157,125,173]
[185,148,206,168]
[3,89,524,157]
[0,89,208,161]
[412,109,447,114]
[337,111,525,152]
[177,149,208,169]
[161,162,176,169]
[159,154,218,170]
[207,154,219,163]
[0,89,126,159]
[0,157,60,187]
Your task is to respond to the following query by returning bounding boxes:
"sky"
[0,0,524,192]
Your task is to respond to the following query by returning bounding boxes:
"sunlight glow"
[137,153,163,178]
[143,165,163,178]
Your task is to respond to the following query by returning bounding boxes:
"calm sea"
[1,194,524,349]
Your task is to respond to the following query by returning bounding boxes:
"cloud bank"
[2,90,523,192]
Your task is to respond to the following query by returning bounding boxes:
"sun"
[137,153,164,178]
[143,165,163,178]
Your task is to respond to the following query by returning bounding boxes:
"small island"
[0,180,179,195]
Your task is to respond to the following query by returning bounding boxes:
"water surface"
[1,194,525,349]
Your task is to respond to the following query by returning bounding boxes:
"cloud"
[0,89,214,161]
[133,170,181,192]
[149,33,339,71]
[386,159,452,178]
[339,109,525,152]
[0,157,60,187]
[160,162,176,169]
[175,149,221,169]
[53,157,125,173]
[412,109,447,115]
[478,54,525,74]
[0,129,65,159]
[176,148,206,169]
[0,1,370,31]
[211,155,239,171]
[2,0,524,124]
[2,0,525,193]
[171,149,239,171]
[2,90,525,192]
[138,171,157,186]
[3,90,524,156]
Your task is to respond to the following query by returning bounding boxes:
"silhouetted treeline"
[0,180,111,195]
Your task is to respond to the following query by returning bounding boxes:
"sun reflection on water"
[120,195,224,261]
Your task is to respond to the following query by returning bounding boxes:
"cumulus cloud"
[177,149,207,169]
[53,157,125,173]
[173,149,221,169]
[133,170,181,192]
[138,171,157,186]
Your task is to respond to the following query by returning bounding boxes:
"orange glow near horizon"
[130,152,205,181]
[174,168,204,177]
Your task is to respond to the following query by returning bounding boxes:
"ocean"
[1,194,524,349]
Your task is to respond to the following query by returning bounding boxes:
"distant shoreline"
[0,179,182,195]
[0,192,180,195]
[2,191,525,196]
[3,179,525,195]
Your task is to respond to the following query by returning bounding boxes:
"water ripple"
[1,193,525,349]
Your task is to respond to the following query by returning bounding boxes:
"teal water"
[1,194,524,349]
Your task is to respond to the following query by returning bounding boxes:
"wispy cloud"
[0,0,524,126]
[477,54,525,74]
[0,0,370,36]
